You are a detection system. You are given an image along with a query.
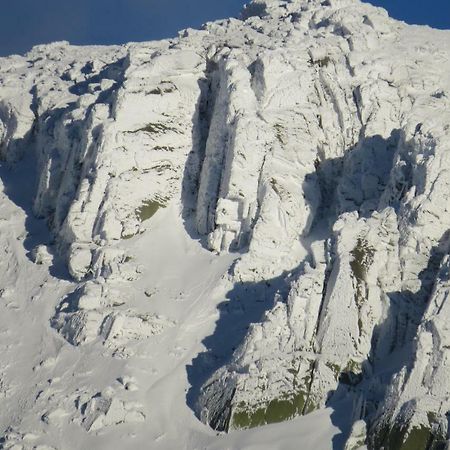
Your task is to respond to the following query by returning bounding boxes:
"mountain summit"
[1,0,450,448]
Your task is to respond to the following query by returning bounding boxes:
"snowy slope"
[1,0,450,448]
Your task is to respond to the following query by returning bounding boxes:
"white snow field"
[1,0,450,448]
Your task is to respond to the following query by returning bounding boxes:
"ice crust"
[1,0,450,448]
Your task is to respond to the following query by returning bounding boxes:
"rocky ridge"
[1,0,450,448]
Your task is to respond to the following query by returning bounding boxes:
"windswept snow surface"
[1,0,450,449]
[0,160,337,449]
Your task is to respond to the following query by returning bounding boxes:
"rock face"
[1,0,450,448]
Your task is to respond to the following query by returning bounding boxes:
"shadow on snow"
[181,124,441,448]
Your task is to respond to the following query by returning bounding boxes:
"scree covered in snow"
[1,0,450,448]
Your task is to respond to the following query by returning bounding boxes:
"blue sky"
[0,0,449,57]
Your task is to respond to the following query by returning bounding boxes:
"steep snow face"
[1,0,450,448]
[193,5,450,448]
[192,3,450,444]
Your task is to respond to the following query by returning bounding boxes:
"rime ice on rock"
[1,0,450,447]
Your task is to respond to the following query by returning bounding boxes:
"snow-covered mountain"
[1,0,450,448]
